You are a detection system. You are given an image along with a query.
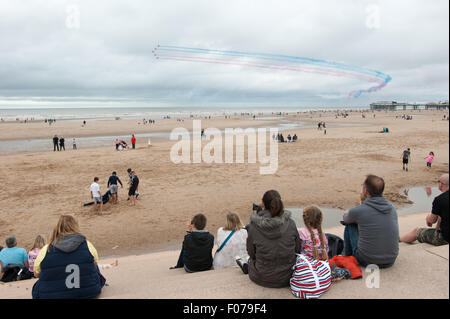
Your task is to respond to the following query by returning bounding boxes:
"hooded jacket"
[247,210,301,288]
[32,234,104,299]
[343,196,399,266]
[183,230,214,272]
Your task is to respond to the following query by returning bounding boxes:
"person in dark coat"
[239,190,301,288]
[53,135,59,151]
[32,215,106,299]
[170,214,214,273]
[59,137,65,151]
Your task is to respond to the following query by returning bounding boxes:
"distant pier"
[370,101,449,111]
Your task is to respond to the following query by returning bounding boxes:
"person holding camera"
[170,214,214,273]
[237,190,301,288]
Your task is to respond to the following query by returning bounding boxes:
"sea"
[0,105,370,122]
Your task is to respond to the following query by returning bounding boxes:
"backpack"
[325,233,344,259]
[290,254,332,299]
[1,264,34,282]
[0,264,22,283]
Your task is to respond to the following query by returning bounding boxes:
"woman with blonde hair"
[298,205,329,260]
[27,235,45,278]
[213,212,249,270]
[32,215,106,299]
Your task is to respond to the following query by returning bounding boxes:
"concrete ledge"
[0,212,448,299]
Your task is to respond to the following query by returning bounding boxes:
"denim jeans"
[344,224,394,269]
[175,248,185,268]
[174,249,198,273]
[343,224,367,267]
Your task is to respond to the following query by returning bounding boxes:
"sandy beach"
[0,109,448,259]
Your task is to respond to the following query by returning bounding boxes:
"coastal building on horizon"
[370,100,449,110]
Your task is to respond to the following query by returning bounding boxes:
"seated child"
[171,214,214,273]
[28,235,45,278]
[298,205,329,260]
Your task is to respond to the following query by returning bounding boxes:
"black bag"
[325,233,344,258]
[0,265,22,283]
[1,264,34,282]
[18,268,34,280]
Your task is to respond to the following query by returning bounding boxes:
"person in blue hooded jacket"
[32,215,106,299]
[342,175,399,268]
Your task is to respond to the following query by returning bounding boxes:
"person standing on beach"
[400,174,449,246]
[90,177,103,214]
[341,175,399,268]
[128,171,139,206]
[402,148,411,171]
[53,135,59,152]
[107,171,123,204]
[115,139,119,151]
[131,134,136,149]
[127,168,139,200]
[72,138,77,150]
[425,152,435,169]
[59,137,65,151]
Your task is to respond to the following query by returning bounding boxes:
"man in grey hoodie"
[342,175,399,268]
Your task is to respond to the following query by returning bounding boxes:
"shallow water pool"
[288,186,440,229]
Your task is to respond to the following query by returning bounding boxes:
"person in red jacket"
[131,134,136,149]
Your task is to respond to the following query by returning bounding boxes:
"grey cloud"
[0,0,448,108]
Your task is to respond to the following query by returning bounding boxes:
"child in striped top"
[298,206,329,260]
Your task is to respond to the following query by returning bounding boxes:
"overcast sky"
[0,0,448,108]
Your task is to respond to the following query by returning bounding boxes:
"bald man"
[400,173,449,245]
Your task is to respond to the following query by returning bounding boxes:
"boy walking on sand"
[128,171,139,206]
[108,171,123,204]
[127,168,139,200]
[402,148,411,171]
[90,177,103,214]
